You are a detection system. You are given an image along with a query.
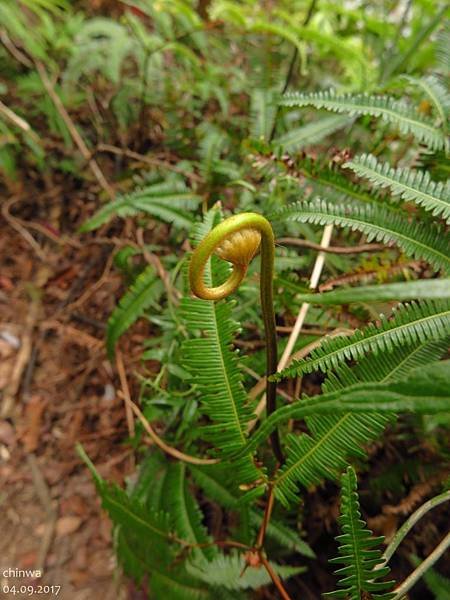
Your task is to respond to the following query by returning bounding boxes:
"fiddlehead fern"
[189,213,283,463]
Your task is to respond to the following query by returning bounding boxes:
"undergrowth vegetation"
[2,1,449,598]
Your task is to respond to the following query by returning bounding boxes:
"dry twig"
[118,390,219,466]
[115,350,136,439]
[277,237,388,254]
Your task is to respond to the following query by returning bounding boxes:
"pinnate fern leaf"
[165,462,215,564]
[279,89,446,150]
[324,466,395,599]
[250,88,277,141]
[271,341,447,506]
[80,179,203,232]
[274,198,450,273]
[274,114,351,151]
[232,361,450,496]
[106,264,163,357]
[279,277,450,305]
[78,446,213,599]
[402,75,450,129]
[344,153,450,222]
[273,300,450,380]
[187,551,304,590]
[181,296,262,485]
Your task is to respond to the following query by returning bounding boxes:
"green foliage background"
[1,1,449,598]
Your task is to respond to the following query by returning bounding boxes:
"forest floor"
[0,174,150,600]
[1,169,449,600]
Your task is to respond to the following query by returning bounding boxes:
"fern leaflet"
[274,198,450,273]
[273,300,450,380]
[274,115,351,151]
[324,466,395,599]
[106,264,163,357]
[80,179,203,232]
[278,277,450,305]
[249,88,277,141]
[344,153,450,222]
[402,74,450,129]
[279,89,446,150]
[187,551,304,590]
[165,462,215,564]
[271,341,448,506]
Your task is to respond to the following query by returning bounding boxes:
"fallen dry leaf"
[20,395,48,453]
[56,515,82,537]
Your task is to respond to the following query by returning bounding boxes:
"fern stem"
[378,489,450,569]
[259,554,294,600]
[189,212,283,463]
[392,531,450,600]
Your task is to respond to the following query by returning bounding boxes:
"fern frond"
[249,88,277,141]
[275,413,391,505]
[273,300,450,380]
[233,361,450,497]
[274,115,351,151]
[187,551,304,590]
[274,198,450,273]
[79,446,212,599]
[435,24,450,75]
[402,75,450,128]
[165,463,215,564]
[324,466,395,599]
[106,264,163,357]
[344,154,450,222]
[272,341,448,506]
[279,89,446,150]
[77,444,176,572]
[189,464,315,557]
[198,123,229,179]
[80,179,203,232]
[181,297,262,484]
[181,210,263,486]
[279,277,450,305]
[324,339,450,391]
[64,18,140,86]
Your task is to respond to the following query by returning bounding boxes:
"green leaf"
[189,464,315,557]
[273,300,450,380]
[279,278,450,305]
[279,89,446,150]
[344,154,450,222]
[78,446,212,598]
[250,88,277,141]
[164,463,216,564]
[274,115,351,151]
[231,360,450,498]
[274,198,450,273]
[402,75,450,128]
[80,180,203,232]
[271,341,448,505]
[106,264,163,357]
[187,551,304,590]
[324,466,395,599]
